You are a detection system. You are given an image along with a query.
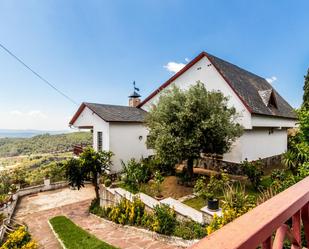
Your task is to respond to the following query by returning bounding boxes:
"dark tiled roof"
[85,102,147,122]
[206,53,297,119]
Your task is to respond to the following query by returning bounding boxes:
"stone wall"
[198,153,284,175]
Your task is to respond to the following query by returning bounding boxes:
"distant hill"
[0,129,71,138]
[0,132,92,157]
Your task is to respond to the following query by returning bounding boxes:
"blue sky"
[0,0,308,130]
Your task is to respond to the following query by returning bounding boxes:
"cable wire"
[0,43,78,105]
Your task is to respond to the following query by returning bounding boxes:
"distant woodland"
[0,132,92,157]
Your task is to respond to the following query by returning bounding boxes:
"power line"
[0,43,78,105]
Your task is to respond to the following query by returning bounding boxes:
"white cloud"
[266,76,277,84]
[185,58,190,62]
[28,110,48,119]
[164,62,186,74]
[9,110,47,119]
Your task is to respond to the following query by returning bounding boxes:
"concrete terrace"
[14,186,181,249]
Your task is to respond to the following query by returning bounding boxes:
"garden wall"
[198,153,283,175]
[99,185,205,224]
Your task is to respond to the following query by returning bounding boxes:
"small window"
[97,131,103,151]
[268,92,277,109]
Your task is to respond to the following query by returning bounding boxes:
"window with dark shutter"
[97,131,103,151]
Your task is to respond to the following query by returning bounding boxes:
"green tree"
[65,147,113,199]
[283,69,309,173]
[303,68,309,110]
[146,82,243,178]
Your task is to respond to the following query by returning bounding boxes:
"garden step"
[160,197,204,224]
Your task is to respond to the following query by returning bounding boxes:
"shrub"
[153,171,164,197]
[256,186,279,205]
[194,172,229,200]
[121,159,152,192]
[174,221,206,240]
[207,184,255,235]
[241,159,263,190]
[0,226,38,249]
[270,169,286,182]
[152,204,177,235]
[102,197,145,226]
[222,184,255,213]
[142,157,175,176]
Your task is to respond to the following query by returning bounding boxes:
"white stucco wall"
[142,56,252,129]
[71,106,110,151]
[251,115,297,128]
[223,128,288,163]
[109,123,153,172]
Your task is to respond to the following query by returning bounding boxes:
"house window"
[97,131,103,151]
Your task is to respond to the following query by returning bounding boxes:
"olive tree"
[146,82,243,178]
[65,147,113,199]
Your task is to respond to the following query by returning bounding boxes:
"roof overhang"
[69,102,87,126]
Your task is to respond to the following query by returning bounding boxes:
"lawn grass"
[183,196,206,210]
[49,216,118,249]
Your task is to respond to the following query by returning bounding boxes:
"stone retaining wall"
[199,154,284,175]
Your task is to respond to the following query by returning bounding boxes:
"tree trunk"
[93,174,100,200]
[187,158,194,179]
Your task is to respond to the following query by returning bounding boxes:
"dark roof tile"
[85,102,147,122]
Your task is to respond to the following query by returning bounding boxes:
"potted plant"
[154,171,164,200]
[205,190,219,211]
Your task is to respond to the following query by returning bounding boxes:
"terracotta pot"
[155,195,164,201]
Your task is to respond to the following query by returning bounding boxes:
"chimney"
[129,97,141,107]
[128,81,141,107]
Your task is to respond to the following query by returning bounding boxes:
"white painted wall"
[242,128,288,161]
[109,123,153,172]
[71,106,110,151]
[251,115,297,128]
[223,128,288,163]
[142,56,252,129]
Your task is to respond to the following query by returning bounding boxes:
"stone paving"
[14,187,182,249]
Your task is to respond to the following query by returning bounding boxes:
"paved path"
[14,187,181,249]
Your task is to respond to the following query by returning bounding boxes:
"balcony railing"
[188,176,309,249]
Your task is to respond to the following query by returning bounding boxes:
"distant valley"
[0,129,71,138]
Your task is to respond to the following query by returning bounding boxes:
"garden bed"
[140,176,193,199]
[49,216,118,249]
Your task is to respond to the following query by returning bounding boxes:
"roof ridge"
[85,102,143,109]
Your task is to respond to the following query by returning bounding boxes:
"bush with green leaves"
[141,156,175,176]
[222,184,255,213]
[207,184,255,235]
[270,168,286,182]
[152,204,177,235]
[194,172,229,200]
[173,220,206,240]
[241,159,263,190]
[153,171,164,197]
[121,158,152,192]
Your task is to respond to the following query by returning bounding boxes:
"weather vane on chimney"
[129,81,141,98]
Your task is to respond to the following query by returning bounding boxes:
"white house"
[69,51,297,172]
